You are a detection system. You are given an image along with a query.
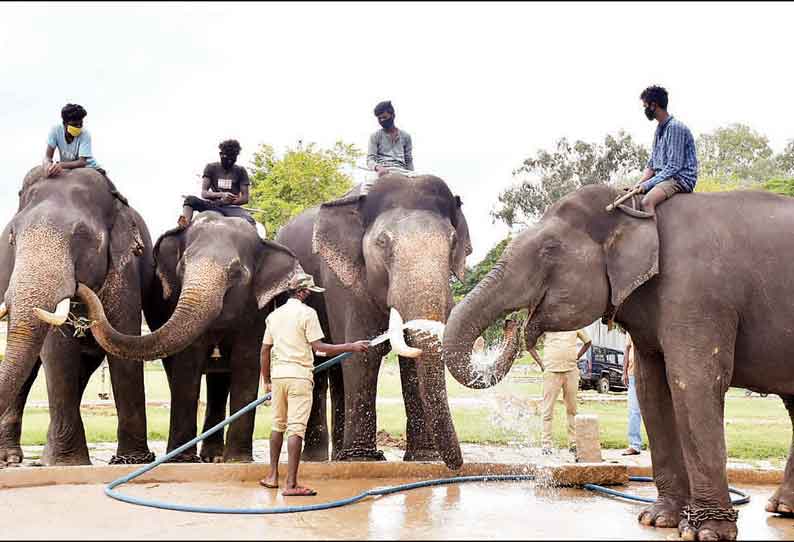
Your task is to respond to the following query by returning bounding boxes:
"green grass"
[19,360,792,462]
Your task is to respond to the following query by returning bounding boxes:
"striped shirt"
[642,116,698,193]
[366,128,414,171]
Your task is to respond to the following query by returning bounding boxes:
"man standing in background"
[622,334,644,455]
[530,329,592,456]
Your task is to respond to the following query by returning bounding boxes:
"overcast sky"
[2,1,792,261]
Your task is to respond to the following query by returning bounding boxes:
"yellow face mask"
[66,124,82,137]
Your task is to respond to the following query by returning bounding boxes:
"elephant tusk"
[0,302,7,321]
[389,308,423,359]
[33,298,72,326]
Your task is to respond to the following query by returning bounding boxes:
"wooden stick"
[606,187,642,212]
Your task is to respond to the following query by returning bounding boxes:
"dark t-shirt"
[202,162,250,195]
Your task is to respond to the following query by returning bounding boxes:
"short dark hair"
[61,103,87,123]
[640,85,668,109]
[218,139,241,156]
[373,100,394,116]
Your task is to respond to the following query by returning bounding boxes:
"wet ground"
[3,479,792,540]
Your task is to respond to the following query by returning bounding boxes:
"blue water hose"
[105,351,751,513]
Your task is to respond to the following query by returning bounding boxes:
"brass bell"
[211,345,221,359]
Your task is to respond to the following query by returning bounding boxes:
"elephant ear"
[152,227,186,302]
[312,193,367,293]
[604,214,660,308]
[451,195,473,281]
[254,240,303,309]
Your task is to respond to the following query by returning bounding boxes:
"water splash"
[403,319,445,341]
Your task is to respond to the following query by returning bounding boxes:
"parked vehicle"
[578,345,627,393]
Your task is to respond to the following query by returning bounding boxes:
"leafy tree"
[776,140,794,177]
[452,236,511,299]
[248,140,362,238]
[492,131,648,227]
[696,124,778,186]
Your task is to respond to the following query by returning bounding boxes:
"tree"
[248,140,362,238]
[491,131,648,228]
[696,124,778,186]
[452,236,511,299]
[776,140,794,177]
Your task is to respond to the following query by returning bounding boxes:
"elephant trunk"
[68,259,228,361]
[443,241,542,389]
[0,228,75,418]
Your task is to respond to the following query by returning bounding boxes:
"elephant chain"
[108,451,156,465]
[681,504,739,530]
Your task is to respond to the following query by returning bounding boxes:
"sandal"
[282,486,317,496]
[259,479,279,489]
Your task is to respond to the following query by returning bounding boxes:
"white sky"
[1,1,792,261]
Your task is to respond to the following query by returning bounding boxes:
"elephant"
[0,166,155,466]
[276,173,472,469]
[442,184,794,540]
[59,210,303,462]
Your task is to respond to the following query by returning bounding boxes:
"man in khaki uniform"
[259,273,369,496]
[529,329,592,455]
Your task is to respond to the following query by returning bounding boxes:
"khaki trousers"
[271,378,314,439]
[541,370,579,448]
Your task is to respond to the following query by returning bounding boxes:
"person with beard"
[178,139,255,228]
[631,85,698,215]
[366,100,414,176]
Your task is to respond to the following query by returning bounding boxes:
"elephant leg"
[106,356,153,464]
[39,333,90,466]
[337,341,389,462]
[163,348,204,462]
[399,355,440,461]
[635,348,690,529]
[303,367,330,461]
[766,394,794,516]
[224,340,259,463]
[665,324,738,541]
[200,371,230,463]
[0,359,41,465]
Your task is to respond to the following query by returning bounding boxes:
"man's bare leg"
[282,435,316,495]
[640,186,671,215]
[259,430,283,488]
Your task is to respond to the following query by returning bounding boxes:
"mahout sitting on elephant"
[277,172,482,470]
[442,184,794,540]
[0,166,155,466]
[56,211,302,462]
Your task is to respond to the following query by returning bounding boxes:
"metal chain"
[682,504,739,530]
[108,451,156,465]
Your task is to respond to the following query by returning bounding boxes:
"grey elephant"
[63,211,302,462]
[442,184,794,540]
[276,174,472,469]
[0,166,154,466]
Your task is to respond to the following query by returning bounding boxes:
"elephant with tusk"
[277,173,473,469]
[0,166,156,466]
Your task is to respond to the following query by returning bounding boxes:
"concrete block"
[574,414,602,463]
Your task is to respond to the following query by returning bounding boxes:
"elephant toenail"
[655,515,675,528]
[639,513,653,526]
[697,529,720,541]
[779,503,792,514]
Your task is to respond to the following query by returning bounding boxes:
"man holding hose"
[259,273,369,496]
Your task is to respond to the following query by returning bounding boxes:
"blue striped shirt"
[642,116,698,193]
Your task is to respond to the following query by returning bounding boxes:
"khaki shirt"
[263,298,325,381]
[625,335,636,377]
[541,329,592,372]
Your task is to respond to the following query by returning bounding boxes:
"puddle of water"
[2,480,789,540]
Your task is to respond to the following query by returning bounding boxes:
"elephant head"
[313,174,472,468]
[0,167,150,418]
[443,184,659,388]
[67,211,302,361]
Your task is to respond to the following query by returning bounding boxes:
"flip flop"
[259,479,279,489]
[282,486,317,497]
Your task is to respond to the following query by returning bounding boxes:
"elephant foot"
[638,498,684,528]
[403,448,441,462]
[109,451,156,465]
[766,485,794,516]
[199,442,225,463]
[222,452,254,464]
[164,452,202,463]
[302,447,330,462]
[678,506,738,541]
[334,448,386,462]
[0,445,24,466]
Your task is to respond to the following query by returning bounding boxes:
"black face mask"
[220,156,236,169]
[379,117,394,130]
[644,105,656,121]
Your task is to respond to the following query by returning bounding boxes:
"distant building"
[584,320,626,351]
